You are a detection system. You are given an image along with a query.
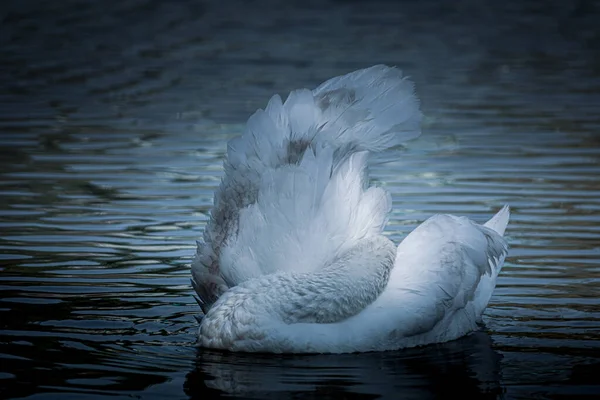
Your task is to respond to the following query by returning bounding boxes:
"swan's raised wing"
[192,65,422,313]
[383,206,509,338]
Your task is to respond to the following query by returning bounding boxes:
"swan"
[191,65,509,354]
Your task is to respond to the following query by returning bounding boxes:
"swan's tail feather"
[192,65,422,313]
[484,205,510,236]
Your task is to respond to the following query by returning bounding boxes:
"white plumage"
[191,65,509,353]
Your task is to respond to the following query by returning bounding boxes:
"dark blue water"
[1,0,599,398]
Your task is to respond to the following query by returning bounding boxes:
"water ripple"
[1,0,600,399]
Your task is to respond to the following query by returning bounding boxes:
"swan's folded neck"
[198,235,396,352]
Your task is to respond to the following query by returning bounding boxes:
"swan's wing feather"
[192,65,421,312]
[219,150,392,284]
[389,210,509,336]
[312,65,422,151]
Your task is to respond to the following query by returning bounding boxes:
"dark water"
[1,0,599,398]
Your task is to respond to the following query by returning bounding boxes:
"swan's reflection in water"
[185,330,503,399]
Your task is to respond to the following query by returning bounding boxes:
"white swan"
[191,65,509,354]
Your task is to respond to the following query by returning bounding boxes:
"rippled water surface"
[1,0,599,398]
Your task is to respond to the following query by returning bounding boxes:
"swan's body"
[191,65,509,353]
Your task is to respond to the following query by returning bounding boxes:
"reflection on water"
[186,332,503,399]
[1,0,600,399]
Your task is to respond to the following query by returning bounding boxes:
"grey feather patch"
[191,280,213,314]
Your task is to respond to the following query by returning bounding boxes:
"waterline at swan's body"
[191,65,509,354]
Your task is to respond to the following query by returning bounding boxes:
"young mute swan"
[191,65,509,354]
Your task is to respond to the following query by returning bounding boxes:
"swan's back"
[191,65,422,313]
